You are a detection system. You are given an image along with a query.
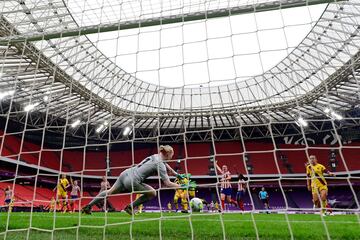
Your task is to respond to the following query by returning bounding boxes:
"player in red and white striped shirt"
[236,174,248,211]
[215,161,237,212]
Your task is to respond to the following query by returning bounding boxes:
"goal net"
[0,0,359,239]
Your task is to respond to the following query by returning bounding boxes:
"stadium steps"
[350,190,360,208]
[23,185,53,201]
[284,192,299,208]
[2,129,360,175]
[0,182,32,207]
[250,192,263,209]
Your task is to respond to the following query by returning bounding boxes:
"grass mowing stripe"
[6,212,358,224]
[0,212,359,240]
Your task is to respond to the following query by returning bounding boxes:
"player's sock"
[124,205,133,215]
[138,204,143,213]
[321,199,327,214]
[183,202,189,211]
[221,200,225,211]
[63,202,68,213]
[326,203,332,213]
[174,201,179,211]
[238,200,244,211]
[230,199,237,207]
[81,205,92,214]
[182,199,188,211]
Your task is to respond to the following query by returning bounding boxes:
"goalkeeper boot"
[81,205,92,215]
[181,210,188,213]
[124,205,134,215]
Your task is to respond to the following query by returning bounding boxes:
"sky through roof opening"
[67,1,326,88]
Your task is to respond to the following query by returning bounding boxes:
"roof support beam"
[0,0,344,45]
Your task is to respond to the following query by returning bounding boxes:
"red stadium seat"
[1,130,359,176]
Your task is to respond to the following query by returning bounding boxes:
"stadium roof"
[0,0,359,139]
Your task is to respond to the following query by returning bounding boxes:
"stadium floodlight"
[71,119,81,128]
[0,90,15,100]
[96,125,105,133]
[123,126,132,136]
[331,111,343,120]
[96,121,108,133]
[24,102,39,112]
[21,87,31,92]
[324,108,343,120]
[297,117,308,127]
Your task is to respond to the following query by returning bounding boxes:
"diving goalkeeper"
[82,145,181,215]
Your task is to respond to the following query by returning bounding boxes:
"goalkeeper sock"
[131,194,153,209]
[88,190,109,207]
[174,202,179,210]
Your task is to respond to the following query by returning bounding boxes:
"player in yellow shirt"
[215,201,219,212]
[187,175,196,199]
[49,197,56,212]
[173,174,189,213]
[53,174,70,213]
[167,202,172,212]
[44,197,56,212]
[8,197,15,213]
[306,155,334,216]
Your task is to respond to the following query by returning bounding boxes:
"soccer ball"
[190,197,203,212]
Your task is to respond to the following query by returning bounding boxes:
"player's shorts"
[261,199,269,205]
[221,188,232,196]
[312,184,328,194]
[57,191,67,199]
[4,199,11,204]
[70,195,78,200]
[116,169,155,193]
[236,190,245,201]
[174,190,183,199]
[188,190,195,198]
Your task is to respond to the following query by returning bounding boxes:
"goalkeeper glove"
[180,183,189,190]
[176,173,185,179]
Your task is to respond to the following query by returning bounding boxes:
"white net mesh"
[0,0,360,239]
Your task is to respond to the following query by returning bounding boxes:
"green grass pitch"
[0,212,359,240]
